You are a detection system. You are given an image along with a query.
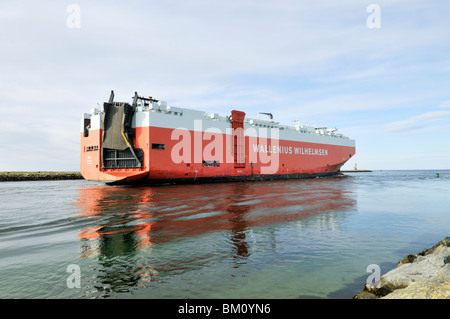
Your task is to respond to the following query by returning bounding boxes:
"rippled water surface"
[0,170,448,298]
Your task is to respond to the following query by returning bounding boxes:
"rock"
[397,254,416,267]
[379,254,450,296]
[353,289,379,299]
[397,237,450,267]
[382,280,450,299]
[0,172,83,181]
[353,237,450,299]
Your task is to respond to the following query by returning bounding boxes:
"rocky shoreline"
[0,171,83,182]
[353,237,450,299]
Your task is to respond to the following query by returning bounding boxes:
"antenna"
[108,90,114,103]
[258,112,273,120]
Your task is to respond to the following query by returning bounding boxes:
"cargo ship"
[80,91,355,184]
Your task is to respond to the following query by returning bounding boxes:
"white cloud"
[385,110,450,133]
[438,100,450,108]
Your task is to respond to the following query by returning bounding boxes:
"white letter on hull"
[171,128,192,164]
[259,128,279,174]
[194,120,203,164]
[203,128,223,162]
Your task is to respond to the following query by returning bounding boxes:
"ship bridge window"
[152,143,166,150]
[84,118,91,137]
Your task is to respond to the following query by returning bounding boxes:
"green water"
[0,170,448,298]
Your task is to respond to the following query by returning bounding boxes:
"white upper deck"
[82,95,355,147]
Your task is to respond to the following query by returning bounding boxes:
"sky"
[1,0,449,171]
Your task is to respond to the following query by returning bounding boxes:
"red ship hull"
[80,92,355,184]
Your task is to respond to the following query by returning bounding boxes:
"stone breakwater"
[354,237,450,299]
[0,172,83,182]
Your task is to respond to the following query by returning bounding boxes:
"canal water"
[0,170,448,298]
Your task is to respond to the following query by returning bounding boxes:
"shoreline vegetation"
[0,171,82,181]
[354,237,450,299]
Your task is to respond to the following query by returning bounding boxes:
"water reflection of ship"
[75,178,356,295]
